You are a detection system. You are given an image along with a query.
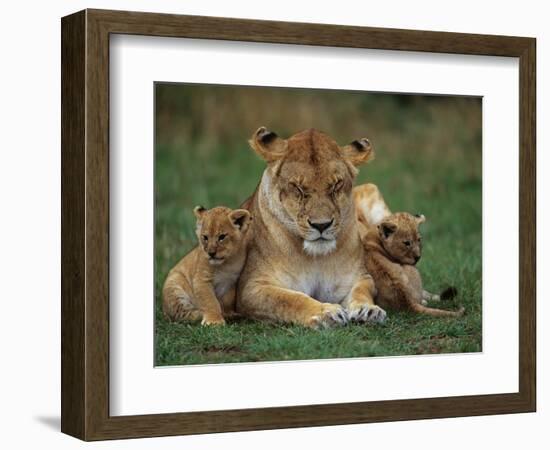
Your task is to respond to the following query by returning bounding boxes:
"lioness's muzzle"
[307,218,334,233]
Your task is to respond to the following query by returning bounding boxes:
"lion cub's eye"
[202,235,208,241]
[403,240,412,247]
[218,234,227,242]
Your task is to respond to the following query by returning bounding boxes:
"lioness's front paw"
[346,303,387,324]
[308,303,349,329]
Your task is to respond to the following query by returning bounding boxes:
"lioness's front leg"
[239,284,348,329]
[342,276,387,323]
[220,286,239,318]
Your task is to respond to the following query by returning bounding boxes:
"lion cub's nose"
[308,219,333,233]
[208,251,216,258]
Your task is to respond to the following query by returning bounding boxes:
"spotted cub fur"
[162,206,252,325]
[363,212,464,317]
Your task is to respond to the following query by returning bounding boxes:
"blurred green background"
[155,83,482,366]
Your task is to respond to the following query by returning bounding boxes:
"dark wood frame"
[61,8,536,441]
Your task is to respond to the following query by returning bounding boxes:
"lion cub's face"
[378,212,425,266]
[194,206,252,266]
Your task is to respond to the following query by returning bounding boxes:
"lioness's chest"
[285,265,359,303]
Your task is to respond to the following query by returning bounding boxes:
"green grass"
[154,89,482,366]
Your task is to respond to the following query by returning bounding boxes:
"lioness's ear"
[414,213,426,224]
[193,205,206,220]
[379,221,397,238]
[341,138,375,167]
[228,209,251,232]
[249,127,287,163]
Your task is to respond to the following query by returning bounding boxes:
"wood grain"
[61,8,536,441]
[518,38,536,408]
[61,10,86,438]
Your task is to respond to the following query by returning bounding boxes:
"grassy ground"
[154,88,482,366]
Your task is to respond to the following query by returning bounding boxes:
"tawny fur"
[162,206,252,325]
[353,183,392,230]
[363,212,464,318]
[237,127,386,328]
[354,183,441,302]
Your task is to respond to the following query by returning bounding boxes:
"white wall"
[0,1,546,448]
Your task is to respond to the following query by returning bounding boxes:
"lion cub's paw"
[347,303,387,324]
[201,314,226,326]
[308,303,348,329]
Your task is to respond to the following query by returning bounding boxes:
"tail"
[440,286,458,301]
[410,302,465,318]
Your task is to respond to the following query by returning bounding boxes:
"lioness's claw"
[347,303,386,324]
[309,303,348,329]
[366,305,387,323]
[333,307,349,325]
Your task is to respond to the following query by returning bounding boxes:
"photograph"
[154,83,482,366]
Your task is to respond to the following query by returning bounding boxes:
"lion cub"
[162,206,252,325]
[363,212,464,317]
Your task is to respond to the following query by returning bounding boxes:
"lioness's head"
[378,212,425,265]
[193,206,252,265]
[250,127,374,256]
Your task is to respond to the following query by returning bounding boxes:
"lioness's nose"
[308,219,333,233]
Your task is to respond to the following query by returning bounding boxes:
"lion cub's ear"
[193,205,207,220]
[249,127,288,163]
[414,213,426,224]
[379,221,397,239]
[228,209,252,232]
[341,138,375,167]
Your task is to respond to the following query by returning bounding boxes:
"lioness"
[363,212,464,317]
[237,127,386,328]
[162,206,252,325]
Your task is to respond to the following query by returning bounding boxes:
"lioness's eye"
[218,234,227,242]
[404,240,411,247]
[202,235,208,241]
[332,180,343,193]
[290,183,303,197]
